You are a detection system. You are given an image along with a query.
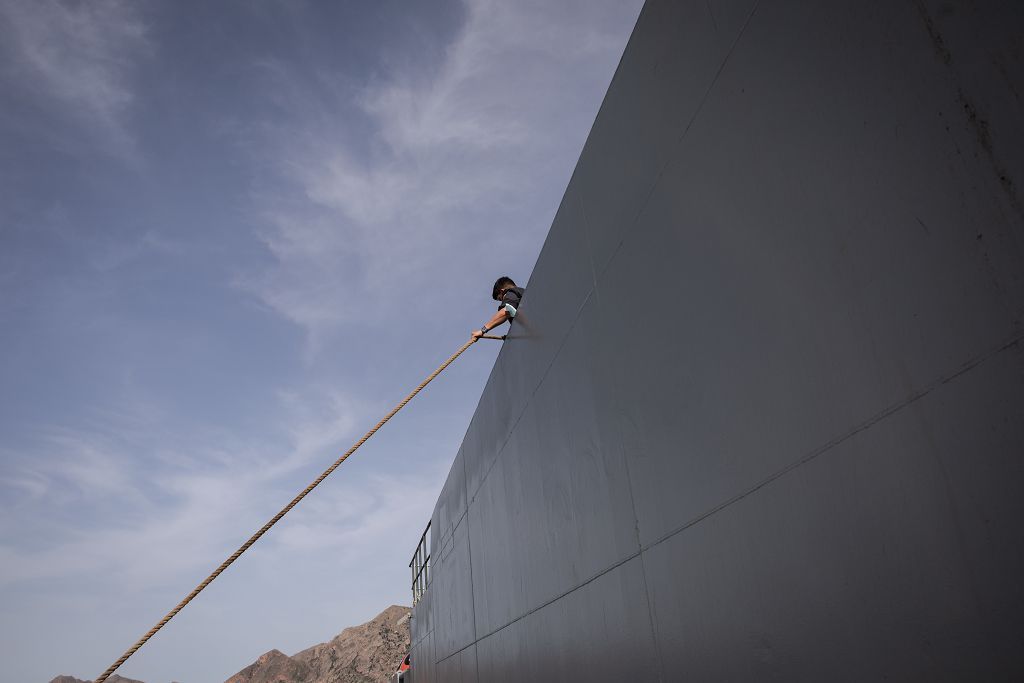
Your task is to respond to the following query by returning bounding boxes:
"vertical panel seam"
[588,0,764,286]
[619,421,665,681]
[461,451,482,683]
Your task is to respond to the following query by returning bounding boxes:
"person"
[472,276,524,339]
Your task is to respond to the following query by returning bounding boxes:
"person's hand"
[471,329,484,339]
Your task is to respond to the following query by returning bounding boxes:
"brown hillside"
[48,605,410,683]
[224,605,411,683]
[49,676,145,683]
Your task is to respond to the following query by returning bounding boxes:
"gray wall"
[410,1,1024,680]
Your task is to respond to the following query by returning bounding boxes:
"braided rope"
[94,337,480,683]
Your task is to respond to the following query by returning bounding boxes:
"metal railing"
[409,520,430,605]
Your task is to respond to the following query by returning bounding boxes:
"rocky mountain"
[49,676,146,683]
[48,605,410,683]
[226,605,411,683]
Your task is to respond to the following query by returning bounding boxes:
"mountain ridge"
[49,605,411,683]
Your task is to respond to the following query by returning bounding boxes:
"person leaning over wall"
[471,275,524,339]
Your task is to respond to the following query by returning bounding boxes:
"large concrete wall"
[410,1,1024,680]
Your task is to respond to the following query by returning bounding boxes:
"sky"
[0,1,643,681]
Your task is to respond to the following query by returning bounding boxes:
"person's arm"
[471,309,510,338]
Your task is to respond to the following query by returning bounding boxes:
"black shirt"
[498,286,525,314]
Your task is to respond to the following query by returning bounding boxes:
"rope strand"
[93,337,480,683]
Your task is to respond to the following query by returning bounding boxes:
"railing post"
[409,520,431,606]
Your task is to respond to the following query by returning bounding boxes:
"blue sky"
[0,1,642,681]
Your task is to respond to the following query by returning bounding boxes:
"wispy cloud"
[0,0,148,155]
[238,0,642,346]
[0,384,378,591]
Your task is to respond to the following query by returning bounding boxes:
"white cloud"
[257,465,447,559]
[0,384,375,591]
[0,0,148,155]
[239,0,643,346]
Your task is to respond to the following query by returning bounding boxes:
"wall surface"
[410,1,1024,680]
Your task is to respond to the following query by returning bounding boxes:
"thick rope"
[94,337,480,683]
